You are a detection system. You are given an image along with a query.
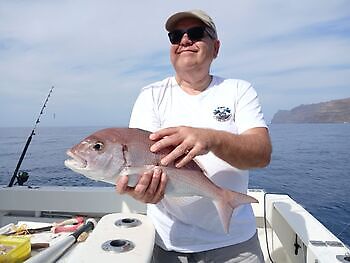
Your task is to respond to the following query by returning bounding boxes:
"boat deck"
[0,186,349,262]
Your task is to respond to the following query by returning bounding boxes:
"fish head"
[64,128,127,183]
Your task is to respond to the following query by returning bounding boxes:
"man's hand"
[150,126,272,170]
[115,167,167,204]
[150,126,214,168]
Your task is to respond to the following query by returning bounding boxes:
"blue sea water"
[0,124,349,246]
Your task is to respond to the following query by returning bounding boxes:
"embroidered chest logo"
[213,106,232,122]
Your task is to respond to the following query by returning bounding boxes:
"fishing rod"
[8,86,54,187]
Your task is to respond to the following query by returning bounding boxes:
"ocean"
[0,124,349,246]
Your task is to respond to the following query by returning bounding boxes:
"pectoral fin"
[119,165,155,187]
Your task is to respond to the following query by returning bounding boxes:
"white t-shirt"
[129,75,267,252]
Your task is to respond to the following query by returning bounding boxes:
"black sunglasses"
[168,26,211,45]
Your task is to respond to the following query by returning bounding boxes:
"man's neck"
[175,73,212,95]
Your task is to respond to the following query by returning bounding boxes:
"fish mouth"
[64,150,88,170]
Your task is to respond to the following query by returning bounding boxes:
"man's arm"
[150,126,272,170]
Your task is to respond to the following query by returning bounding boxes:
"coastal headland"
[271,97,350,124]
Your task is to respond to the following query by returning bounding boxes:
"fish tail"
[214,190,258,233]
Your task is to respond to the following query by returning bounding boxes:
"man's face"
[169,18,220,73]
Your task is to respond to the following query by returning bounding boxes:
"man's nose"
[180,33,193,45]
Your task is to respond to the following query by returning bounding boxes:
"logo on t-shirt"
[213,106,232,122]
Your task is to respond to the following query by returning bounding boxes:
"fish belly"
[117,166,219,199]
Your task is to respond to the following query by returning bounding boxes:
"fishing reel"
[15,170,29,186]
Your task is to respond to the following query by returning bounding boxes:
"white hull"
[0,186,349,262]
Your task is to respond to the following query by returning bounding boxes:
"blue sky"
[0,0,349,127]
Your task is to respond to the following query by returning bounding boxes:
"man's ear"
[213,40,220,59]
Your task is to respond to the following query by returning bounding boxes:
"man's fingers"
[116,175,129,194]
[116,167,167,204]
[175,148,196,168]
[134,171,153,196]
[144,167,161,196]
[160,144,189,165]
[149,127,177,141]
[150,134,179,152]
[150,169,167,203]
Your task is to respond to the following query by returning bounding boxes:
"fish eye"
[92,141,104,151]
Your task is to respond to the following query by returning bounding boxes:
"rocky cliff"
[271,97,350,124]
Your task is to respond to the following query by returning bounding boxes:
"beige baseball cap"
[165,9,218,39]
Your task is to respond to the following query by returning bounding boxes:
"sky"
[0,0,349,127]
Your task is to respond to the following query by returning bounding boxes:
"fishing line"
[337,223,350,238]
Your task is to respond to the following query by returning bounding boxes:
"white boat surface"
[0,186,349,263]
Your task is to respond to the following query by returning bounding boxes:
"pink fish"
[64,128,258,233]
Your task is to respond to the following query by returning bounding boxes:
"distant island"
[271,97,350,124]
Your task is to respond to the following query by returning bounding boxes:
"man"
[117,10,272,263]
